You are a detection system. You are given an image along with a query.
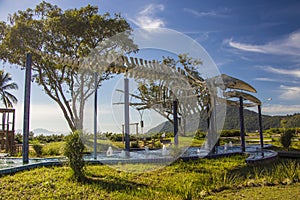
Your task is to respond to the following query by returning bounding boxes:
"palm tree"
[0,70,18,108]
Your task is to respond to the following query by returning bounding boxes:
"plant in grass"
[41,141,65,156]
[64,131,85,181]
[280,129,294,150]
[32,141,43,157]
[278,160,299,183]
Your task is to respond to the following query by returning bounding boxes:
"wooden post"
[23,53,32,164]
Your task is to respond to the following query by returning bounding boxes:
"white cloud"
[263,104,300,115]
[226,30,300,56]
[261,65,300,78]
[227,39,266,53]
[278,85,300,100]
[183,7,229,18]
[254,77,278,82]
[130,4,165,29]
[183,8,218,17]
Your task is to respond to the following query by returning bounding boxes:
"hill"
[15,128,67,136]
[147,106,300,133]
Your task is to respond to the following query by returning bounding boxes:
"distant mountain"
[15,128,67,135]
[147,106,300,133]
[32,128,53,135]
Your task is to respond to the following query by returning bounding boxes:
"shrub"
[108,133,123,142]
[130,142,140,149]
[42,142,65,156]
[280,129,294,150]
[220,129,240,137]
[32,142,43,157]
[64,131,85,181]
[153,141,163,149]
[194,129,206,140]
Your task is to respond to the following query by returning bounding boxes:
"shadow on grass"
[80,174,148,192]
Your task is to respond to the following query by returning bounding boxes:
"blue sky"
[0,0,300,133]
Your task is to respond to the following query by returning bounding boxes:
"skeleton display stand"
[0,108,16,154]
[33,48,266,157]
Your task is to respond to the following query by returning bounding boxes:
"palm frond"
[0,70,18,108]
[1,83,18,90]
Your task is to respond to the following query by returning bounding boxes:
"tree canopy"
[0,2,136,131]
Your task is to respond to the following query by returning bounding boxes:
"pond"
[0,144,276,174]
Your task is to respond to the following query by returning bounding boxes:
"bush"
[280,129,294,150]
[64,131,85,181]
[32,142,43,157]
[153,142,163,149]
[220,129,240,137]
[194,129,206,140]
[42,142,65,156]
[108,133,123,142]
[130,142,140,149]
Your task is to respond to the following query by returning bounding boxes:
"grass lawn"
[0,156,299,199]
[205,183,300,199]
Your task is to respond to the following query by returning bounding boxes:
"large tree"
[0,2,136,131]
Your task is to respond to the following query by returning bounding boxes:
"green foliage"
[34,134,65,143]
[130,142,140,149]
[280,129,294,150]
[107,133,123,142]
[42,141,65,156]
[194,129,206,140]
[0,2,135,131]
[149,106,300,134]
[14,133,22,144]
[32,142,43,157]
[153,141,163,149]
[265,128,282,134]
[64,131,85,181]
[281,119,288,129]
[0,70,18,108]
[220,129,240,137]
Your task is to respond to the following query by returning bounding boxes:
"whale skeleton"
[29,48,216,116]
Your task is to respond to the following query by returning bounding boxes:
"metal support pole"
[23,53,32,164]
[122,124,124,144]
[258,104,264,156]
[93,72,98,160]
[135,123,139,145]
[173,100,178,146]
[206,104,211,149]
[239,96,245,152]
[124,77,130,157]
[212,97,218,152]
[140,120,144,134]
